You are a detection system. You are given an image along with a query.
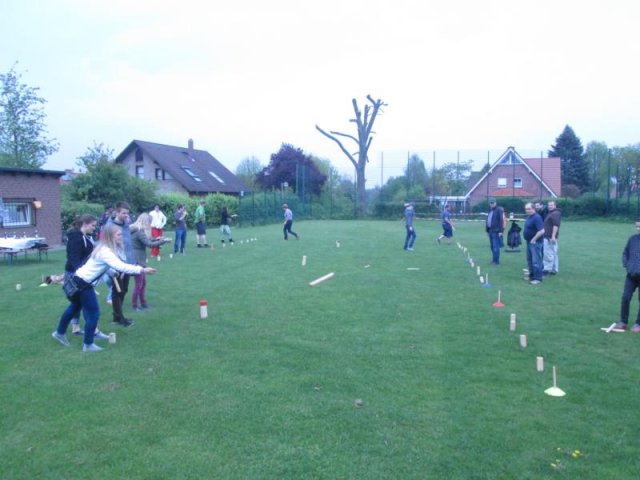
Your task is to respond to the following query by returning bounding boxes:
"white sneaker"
[83,343,103,352]
[94,331,109,340]
[52,331,70,346]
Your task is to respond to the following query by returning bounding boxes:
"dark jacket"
[486,206,504,233]
[623,234,640,277]
[65,229,94,273]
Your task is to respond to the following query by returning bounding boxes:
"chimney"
[188,138,194,158]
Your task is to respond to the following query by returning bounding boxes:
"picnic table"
[0,237,48,264]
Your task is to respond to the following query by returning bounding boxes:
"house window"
[513,178,523,188]
[0,199,33,227]
[135,149,143,162]
[208,171,226,184]
[181,166,202,182]
[135,166,145,178]
[497,177,507,188]
[155,168,173,180]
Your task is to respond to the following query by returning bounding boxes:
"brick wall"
[0,171,63,247]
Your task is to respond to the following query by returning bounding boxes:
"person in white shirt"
[149,204,167,260]
[51,224,157,351]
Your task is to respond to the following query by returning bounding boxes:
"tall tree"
[76,141,114,171]
[405,154,428,193]
[256,143,327,196]
[235,155,263,191]
[439,159,474,196]
[0,64,58,168]
[584,140,609,193]
[549,125,589,192]
[316,95,386,215]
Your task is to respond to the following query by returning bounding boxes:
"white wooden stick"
[309,272,335,287]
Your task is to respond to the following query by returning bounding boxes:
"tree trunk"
[355,165,366,216]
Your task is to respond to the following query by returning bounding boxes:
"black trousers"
[111,274,131,323]
[620,274,640,324]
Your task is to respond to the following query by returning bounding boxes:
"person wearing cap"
[403,202,416,251]
[282,204,299,240]
[486,197,505,265]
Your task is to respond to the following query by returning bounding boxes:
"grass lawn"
[1,219,639,479]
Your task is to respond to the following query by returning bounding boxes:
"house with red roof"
[465,147,561,207]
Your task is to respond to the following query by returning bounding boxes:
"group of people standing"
[486,198,561,284]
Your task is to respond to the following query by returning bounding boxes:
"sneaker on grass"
[631,324,640,333]
[83,343,103,352]
[94,331,109,340]
[613,322,628,331]
[51,331,70,346]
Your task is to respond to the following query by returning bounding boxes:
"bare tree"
[316,95,386,215]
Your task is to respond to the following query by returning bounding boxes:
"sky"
[2,0,639,185]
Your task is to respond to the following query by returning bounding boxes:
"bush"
[157,193,239,229]
[472,197,526,216]
[61,200,105,232]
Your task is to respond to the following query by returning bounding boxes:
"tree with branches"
[316,95,386,215]
[0,64,58,168]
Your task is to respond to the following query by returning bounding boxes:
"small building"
[465,147,561,207]
[114,139,248,196]
[0,166,65,246]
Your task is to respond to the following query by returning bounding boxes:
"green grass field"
[1,219,639,479]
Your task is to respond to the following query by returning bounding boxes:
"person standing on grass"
[65,215,98,336]
[107,202,135,328]
[52,224,157,352]
[195,200,208,248]
[613,219,640,332]
[543,200,561,275]
[282,203,299,240]
[436,204,455,245]
[523,202,545,285]
[149,204,167,260]
[486,197,505,265]
[220,205,235,245]
[403,202,416,251]
[174,204,188,255]
[130,213,170,312]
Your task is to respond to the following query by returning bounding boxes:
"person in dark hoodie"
[486,198,505,265]
[64,214,107,339]
[543,200,561,275]
[614,219,640,332]
[107,202,135,327]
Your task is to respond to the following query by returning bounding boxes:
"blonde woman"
[130,212,171,311]
[51,224,157,351]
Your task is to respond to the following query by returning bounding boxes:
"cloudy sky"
[2,0,639,184]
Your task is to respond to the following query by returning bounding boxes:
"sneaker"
[436,237,441,245]
[72,329,84,336]
[407,247,414,251]
[83,343,103,352]
[52,331,70,346]
[529,280,541,285]
[121,319,134,328]
[204,244,209,247]
[631,324,640,333]
[197,244,202,248]
[614,322,628,331]
[94,331,109,340]
[106,299,112,305]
